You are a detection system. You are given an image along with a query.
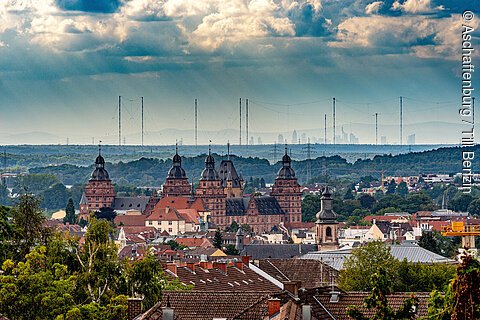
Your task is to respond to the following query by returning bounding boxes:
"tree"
[64,198,77,225]
[0,183,10,206]
[428,255,480,320]
[41,182,69,210]
[449,194,473,212]
[226,220,239,232]
[467,198,480,216]
[76,218,121,304]
[418,231,457,258]
[344,188,354,200]
[126,254,189,311]
[339,241,398,292]
[359,194,376,209]
[346,267,419,320]
[224,244,239,255]
[302,194,321,222]
[166,240,186,250]
[213,228,223,249]
[386,179,397,194]
[395,181,408,198]
[12,192,46,258]
[0,206,16,264]
[94,207,117,221]
[0,246,78,320]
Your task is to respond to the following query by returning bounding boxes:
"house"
[145,206,200,236]
[338,225,370,247]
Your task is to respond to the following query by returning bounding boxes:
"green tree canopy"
[339,241,398,292]
[64,198,77,225]
[213,228,223,249]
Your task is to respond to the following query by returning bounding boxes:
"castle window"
[326,227,332,237]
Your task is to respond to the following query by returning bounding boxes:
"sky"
[0,0,478,145]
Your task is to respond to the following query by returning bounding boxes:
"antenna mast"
[324,114,327,145]
[246,98,249,146]
[239,98,242,146]
[118,95,122,146]
[141,97,144,146]
[375,113,378,145]
[194,99,198,146]
[399,96,403,145]
[333,98,336,145]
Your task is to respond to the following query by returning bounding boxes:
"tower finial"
[227,141,230,160]
[98,140,102,156]
[209,140,212,155]
[175,140,178,155]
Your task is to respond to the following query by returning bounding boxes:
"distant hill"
[25,145,476,186]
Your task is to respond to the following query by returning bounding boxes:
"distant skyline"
[0,0,478,145]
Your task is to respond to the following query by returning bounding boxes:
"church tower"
[81,146,115,218]
[270,147,302,226]
[162,144,191,197]
[218,142,244,198]
[315,186,339,250]
[195,147,226,227]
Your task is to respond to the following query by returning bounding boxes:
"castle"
[79,145,304,233]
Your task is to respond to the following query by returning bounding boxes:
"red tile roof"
[175,237,213,249]
[164,262,281,292]
[155,196,205,212]
[146,207,182,221]
[177,209,201,224]
[136,291,272,320]
[257,259,339,289]
[314,292,430,320]
[115,215,146,227]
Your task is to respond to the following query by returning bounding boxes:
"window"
[148,221,153,225]
[326,227,332,237]
[168,221,173,225]
[168,228,173,233]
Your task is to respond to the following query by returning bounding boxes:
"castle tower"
[162,144,191,197]
[219,142,244,198]
[235,227,245,251]
[82,146,115,218]
[315,186,339,250]
[270,147,302,226]
[195,147,226,227]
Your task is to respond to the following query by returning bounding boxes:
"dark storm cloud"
[55,0,122,13]
[287,3,333,37]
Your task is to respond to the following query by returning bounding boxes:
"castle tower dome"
[162,143,191,197]
[270,145,302,226]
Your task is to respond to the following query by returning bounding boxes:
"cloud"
[287,2,333,36]
[331,13,478,60]
[365,1,383,14]
[55,0,122,13]
[391,0,442,14]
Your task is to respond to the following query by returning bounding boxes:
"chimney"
[186,262,195,272]
[166,263,177,275]
[235,261,244,271]
[241,255,251,266]
[199,261,208,269]
[162,295,174,320]
[302,305,312,320]
[267,298,281,317]
[215,262,227,274]
[283,281,302,296]
[127,298,143,320]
